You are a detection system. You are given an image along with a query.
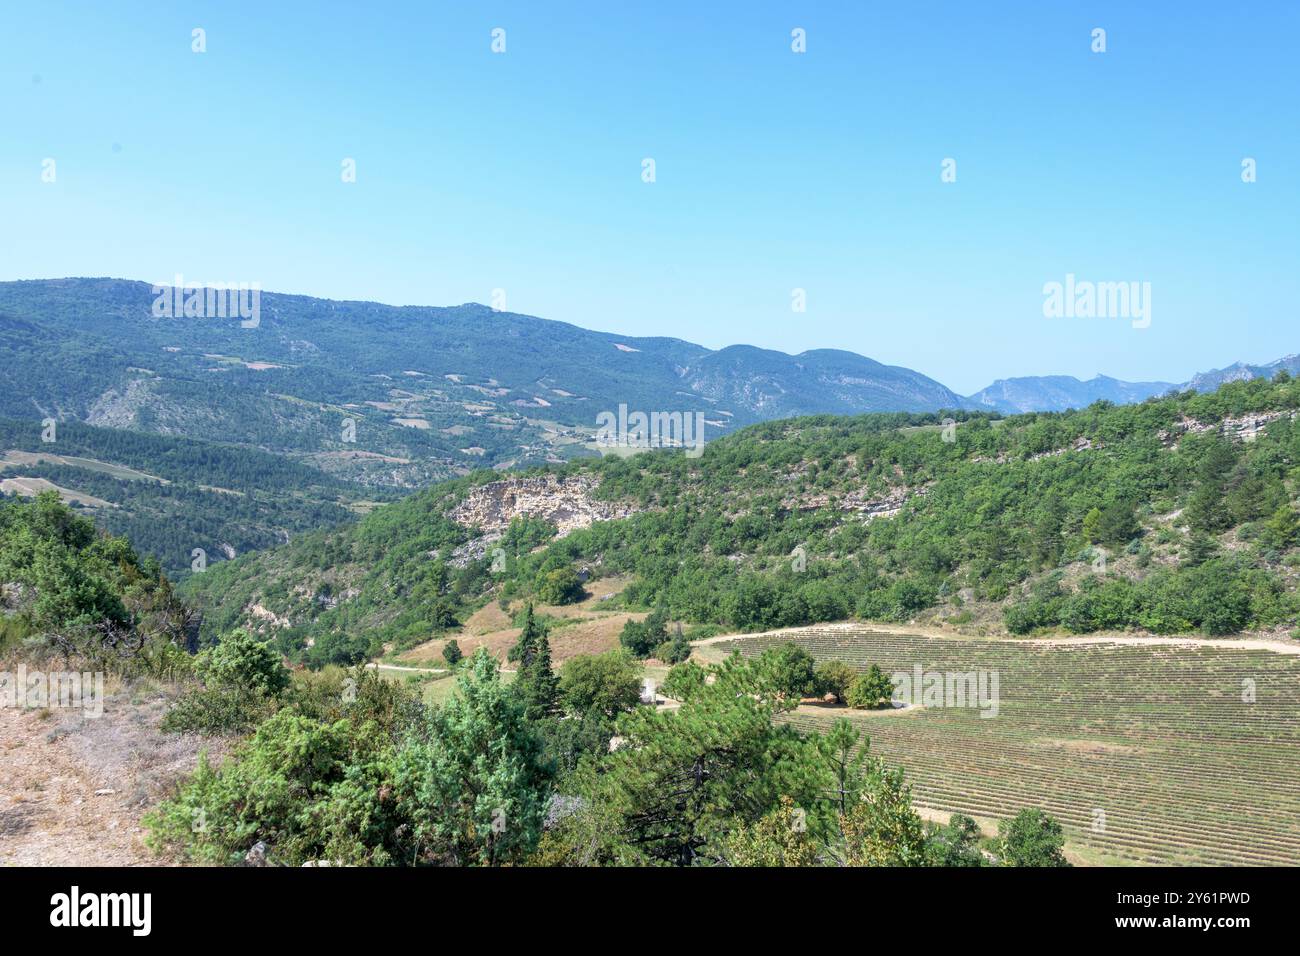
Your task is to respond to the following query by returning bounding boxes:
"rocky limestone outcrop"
[788,485,926,521]
[447,473,639,565]
[1158,411,1296,446]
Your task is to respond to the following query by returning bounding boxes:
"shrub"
[559,650,641,718]
[160,685,277,735]
[163,630,291,734]
[620,606,668,658]
[196,630,290,695]
[996,809,1069,867]
[846,665,893,710]
[925,813,985,867]
[654,627,691,664]
[536,567,584,606]
[814,661,857,704]
[442,639,463,667]
[304,629,372,669]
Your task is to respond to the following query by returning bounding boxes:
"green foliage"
[441,638,462,667]
[654,625,692,664]
[0,491,192,675]
[305,628,373,668]
[814,660,858,703]
[535,566,585,606]
[1263,504,1299,551]
[619,605,668,658]
[996,808,1070,867]
[755,641,818,699]
[147,668,419,865]
[162,629,291,734]
[513,605,559,720]
[508,603,542,664]
[717,797,822,867]
[846,664,894,710]
[559,650,641,718]
[836,763,928,866]
[195,629,290,696]
[925,814,986,867]
[540,654,818,865]
[500,515,558,556]
[159,684,279,736]
[149,653,551,866]
[661,659,707,702]
[393,650,554,865]
[1006,557,1279,636]
[537,711,617,779]
[0,491,131,633]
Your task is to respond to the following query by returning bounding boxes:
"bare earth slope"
[0,683,230,866]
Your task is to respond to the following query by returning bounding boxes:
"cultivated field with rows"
[705,625,1300,866]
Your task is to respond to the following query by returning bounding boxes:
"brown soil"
[0,681,232,866]
[397,576,644,667]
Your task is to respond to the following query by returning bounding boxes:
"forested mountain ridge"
[0,277,971,577]
[185,375,1300,665]
[0,278,968,468]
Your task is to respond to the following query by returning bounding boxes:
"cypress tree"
[514,603,558,719]
[525,626,560,720]
[511,603,541,665]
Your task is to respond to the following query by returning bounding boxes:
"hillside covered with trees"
[0,491,1068,867]
[0,417,386,579]
[186,375,1300,665]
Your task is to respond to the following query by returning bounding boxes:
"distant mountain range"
[0,278,964,485]
[0,278,1292,456]
[969,355,1300,414]
[1184,355,1300,393]
[966,374,1178,415]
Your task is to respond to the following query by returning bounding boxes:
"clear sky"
[2,1,1296,394]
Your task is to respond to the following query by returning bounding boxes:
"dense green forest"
[0,417,385,578]
[187,375,1300,664]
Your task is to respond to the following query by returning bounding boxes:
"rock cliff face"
[448,474,639,558]
[1158,411,1296,445]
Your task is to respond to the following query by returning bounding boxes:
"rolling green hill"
[185,374,1300,663]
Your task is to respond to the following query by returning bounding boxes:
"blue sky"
[2,1,1296,394]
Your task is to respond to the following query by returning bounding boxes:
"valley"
[4,281,1300,872]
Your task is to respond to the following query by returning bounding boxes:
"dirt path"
[692,620,1300,656]
[1018,633,1300,655]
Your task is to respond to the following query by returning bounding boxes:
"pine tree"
[522,625,560,721]
[509,603,541,665]
[394,649,552,865]
[514,604,558,720]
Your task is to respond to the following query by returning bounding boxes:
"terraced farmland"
[707,625,1300,866]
